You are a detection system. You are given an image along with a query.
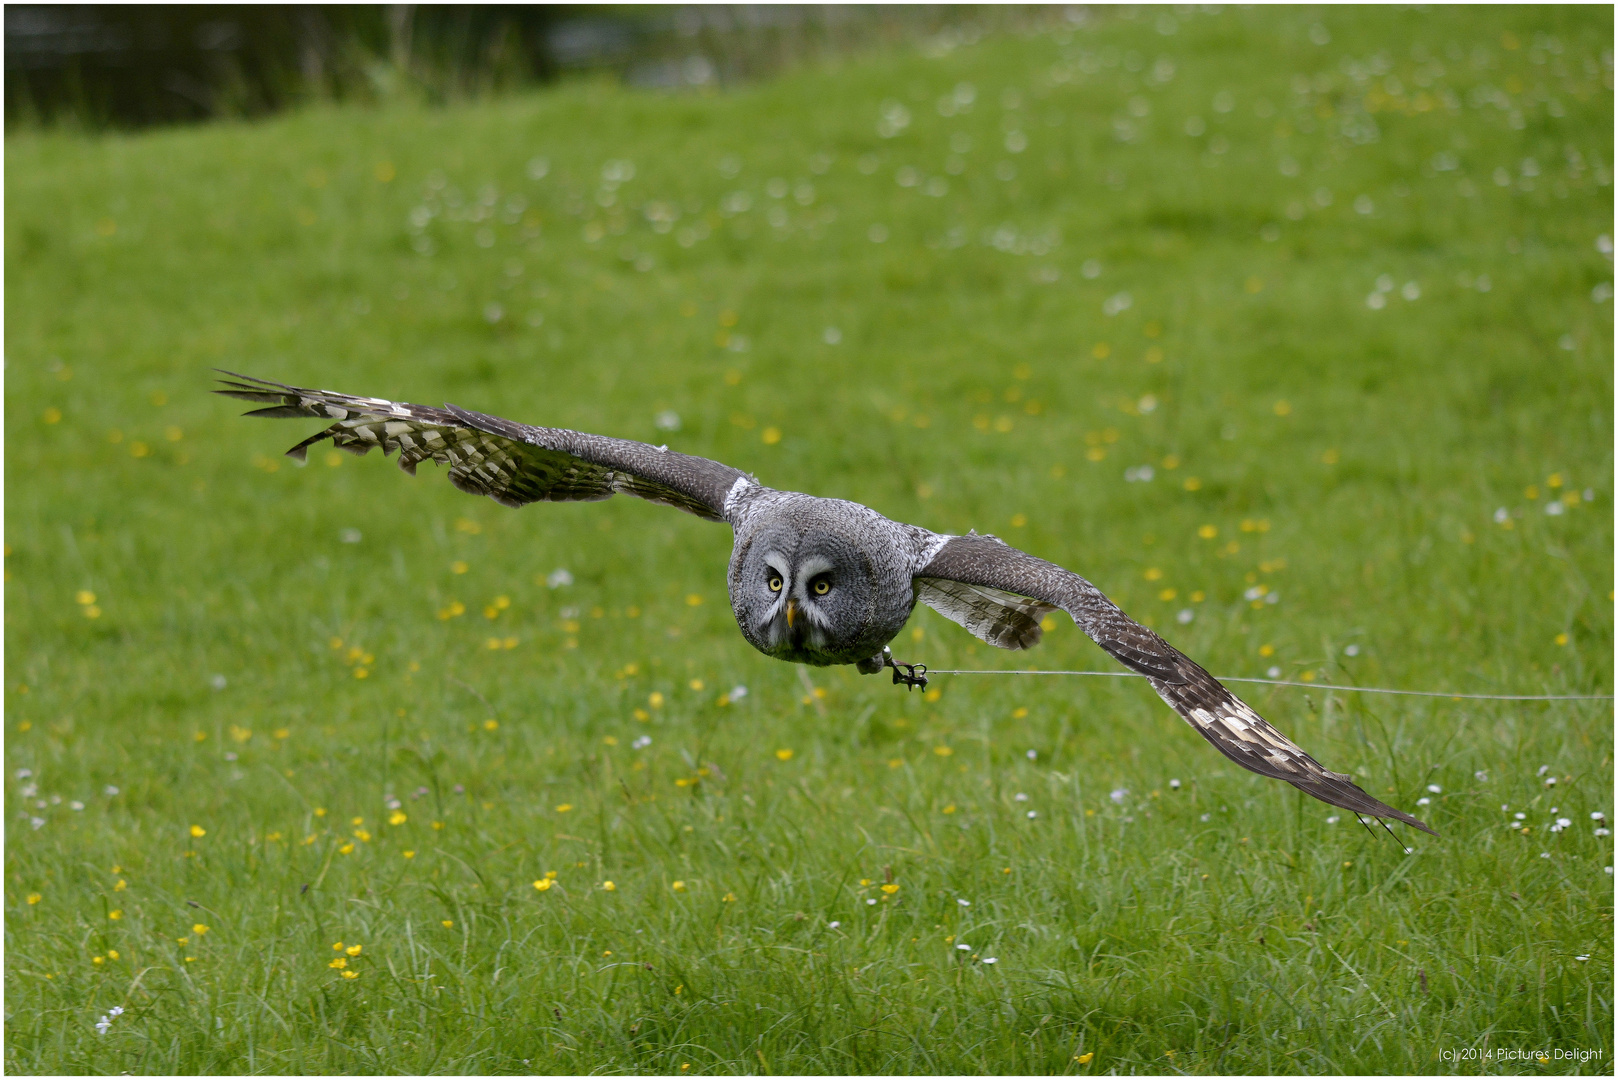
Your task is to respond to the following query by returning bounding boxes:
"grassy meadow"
[5,6,1613,1074]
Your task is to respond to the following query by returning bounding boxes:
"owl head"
[729,516,879,665]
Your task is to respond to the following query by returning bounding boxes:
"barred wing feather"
[917,533,1435,834]
[914,578,1059,650]
[215,372,747,521]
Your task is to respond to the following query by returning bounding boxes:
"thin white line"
[923,669,1613,701]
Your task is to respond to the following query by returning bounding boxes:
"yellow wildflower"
[346,944,361,956]
[329,957,348,969]
[26,893,41,905]
[389,811,407,826]
[192,923,209,936]
[534,879,553,891]
[775,749,793,761]
[189,825,206,838]
[602,881,617,892]
[341,970,358,979]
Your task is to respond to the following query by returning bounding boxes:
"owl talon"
[858,647,928,689]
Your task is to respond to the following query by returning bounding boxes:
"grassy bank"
[5,6,1612,1073]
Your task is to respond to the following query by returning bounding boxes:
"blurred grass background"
[6,5,1613,1074]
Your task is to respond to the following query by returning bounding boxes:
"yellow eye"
[813,579,831,596]
[768,576,783,592]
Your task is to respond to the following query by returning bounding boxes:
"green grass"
[5,6,1612,1074]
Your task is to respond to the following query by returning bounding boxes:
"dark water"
[6,4,1058,130]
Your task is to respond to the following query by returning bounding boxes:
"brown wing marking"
[216,372,748,520]
[914,578,1059,650]
[917,533,1435,834]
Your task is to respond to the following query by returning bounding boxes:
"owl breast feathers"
[218,372,1433,836]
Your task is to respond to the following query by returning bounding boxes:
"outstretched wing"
[215,372,751,522]
[917,533,1435,833]
[914,578,1060,650]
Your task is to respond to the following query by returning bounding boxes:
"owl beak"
[785,598,799,629]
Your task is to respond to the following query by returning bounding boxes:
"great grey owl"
[218,372,1433,835]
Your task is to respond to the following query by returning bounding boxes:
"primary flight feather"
[217,371,1434,835]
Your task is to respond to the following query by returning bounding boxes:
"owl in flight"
[219,372,1432,834]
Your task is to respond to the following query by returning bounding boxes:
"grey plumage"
[217,371,1434,835]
